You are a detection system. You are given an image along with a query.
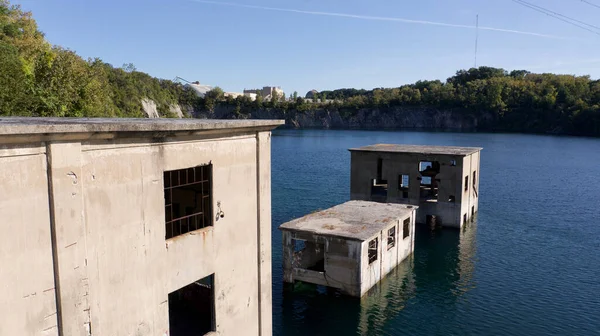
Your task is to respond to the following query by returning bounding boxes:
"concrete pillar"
[46,142,90,335]
[256,131,272,336]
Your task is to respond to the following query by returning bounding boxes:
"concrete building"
[185,82,214,98]
[349,144,482,228]
[243,87,284,101]
[0,117,283,336]
[279,201,417,297]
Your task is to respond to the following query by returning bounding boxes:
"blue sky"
[12,0,600,95]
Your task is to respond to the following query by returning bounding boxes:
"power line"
[511,0,600,36]
[516,0,600,31]
[580,0,600,10]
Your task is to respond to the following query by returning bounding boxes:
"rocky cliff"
[193,105,486,131]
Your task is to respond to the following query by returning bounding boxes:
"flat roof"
[349,144,482,156]
[279,201,417,241]
[0,117,284,136]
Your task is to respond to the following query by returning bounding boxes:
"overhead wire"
[580,0,600,10]
[511,0,600,36]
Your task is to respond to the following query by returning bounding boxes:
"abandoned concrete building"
[0,117,283,336]
[349,144,482,228]
[279,201,417,297]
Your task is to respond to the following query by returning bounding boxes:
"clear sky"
[11,0,600,95]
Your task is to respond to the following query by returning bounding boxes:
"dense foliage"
[0,0,599,136]
[0,1,195,118]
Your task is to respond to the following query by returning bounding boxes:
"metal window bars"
[368,238,378,264]
[164,164,213,239]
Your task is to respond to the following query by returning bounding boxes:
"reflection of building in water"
[455,219,478,296]
[358,257,416,334]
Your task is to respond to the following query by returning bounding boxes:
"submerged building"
[0,117,283,336]
[279,201,417,297]
[349,144,482,228]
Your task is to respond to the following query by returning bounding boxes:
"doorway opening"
[169,274,215,336]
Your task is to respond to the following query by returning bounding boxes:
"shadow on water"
[278,221,478,336]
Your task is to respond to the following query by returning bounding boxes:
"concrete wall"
[0,130,274,336]
[359,211,416,296]
[0,144,58,336]
[350,151,480,228]
[282,210,416,298]
[281,230,362,296]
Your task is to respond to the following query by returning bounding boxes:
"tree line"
[1,0,598,136]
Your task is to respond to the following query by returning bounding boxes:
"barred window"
[164,164,213,239]
[368,238,378,264]
[387,227,396,250]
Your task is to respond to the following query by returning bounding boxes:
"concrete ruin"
[279,201,417,297]
[0,117,283,336]
[349,144,482,228]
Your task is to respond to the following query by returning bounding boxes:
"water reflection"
[358,257,416,335]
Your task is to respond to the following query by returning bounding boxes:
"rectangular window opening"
[448,195,456,203]
[398,174,409,190]
[402,218,410,239]
[164,164,213,240]
[169,274,215,336]
[464,175,469,192]
[368,238,378,264]
[450,159,457,166]
[471,206,475,221]
[292,239,324,272]
[419,161,439,201]
[463,213,467,225]
[387,226,396,250]
[473,171,477,187]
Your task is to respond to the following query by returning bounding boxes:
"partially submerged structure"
[349,144,482,228]
[279,201,417,297]
[0,117,283,336]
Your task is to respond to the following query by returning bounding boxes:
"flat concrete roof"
[0,117,285,135]
[279,201,417,241]
[349,144,482,156]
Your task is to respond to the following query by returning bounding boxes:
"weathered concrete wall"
[359,211,415,296]
[0,125,276,335]
[350,151,480,228]
[0,144,58,336]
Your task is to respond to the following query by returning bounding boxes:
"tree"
[293,91,298,100]
[122,63,136,73]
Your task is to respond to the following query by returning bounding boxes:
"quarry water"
[270,130,600,336]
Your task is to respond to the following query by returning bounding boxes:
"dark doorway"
[169,274,215,336]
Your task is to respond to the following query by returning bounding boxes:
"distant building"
[185,81,214,98]
[349,144,482,228]
[0,118,284,336]
[244,86,285,101]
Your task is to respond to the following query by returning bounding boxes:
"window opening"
[464,176,469,192]
[169,274,215,336]
[448,195,456,202]
[419,161,440,201]
[387,226,396,250]
[403,218,410,239]
[371,158,388,200]
[368,238,378,264]
[398,174,409,189]
[292,239,325,272]
[165,164,213,239]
